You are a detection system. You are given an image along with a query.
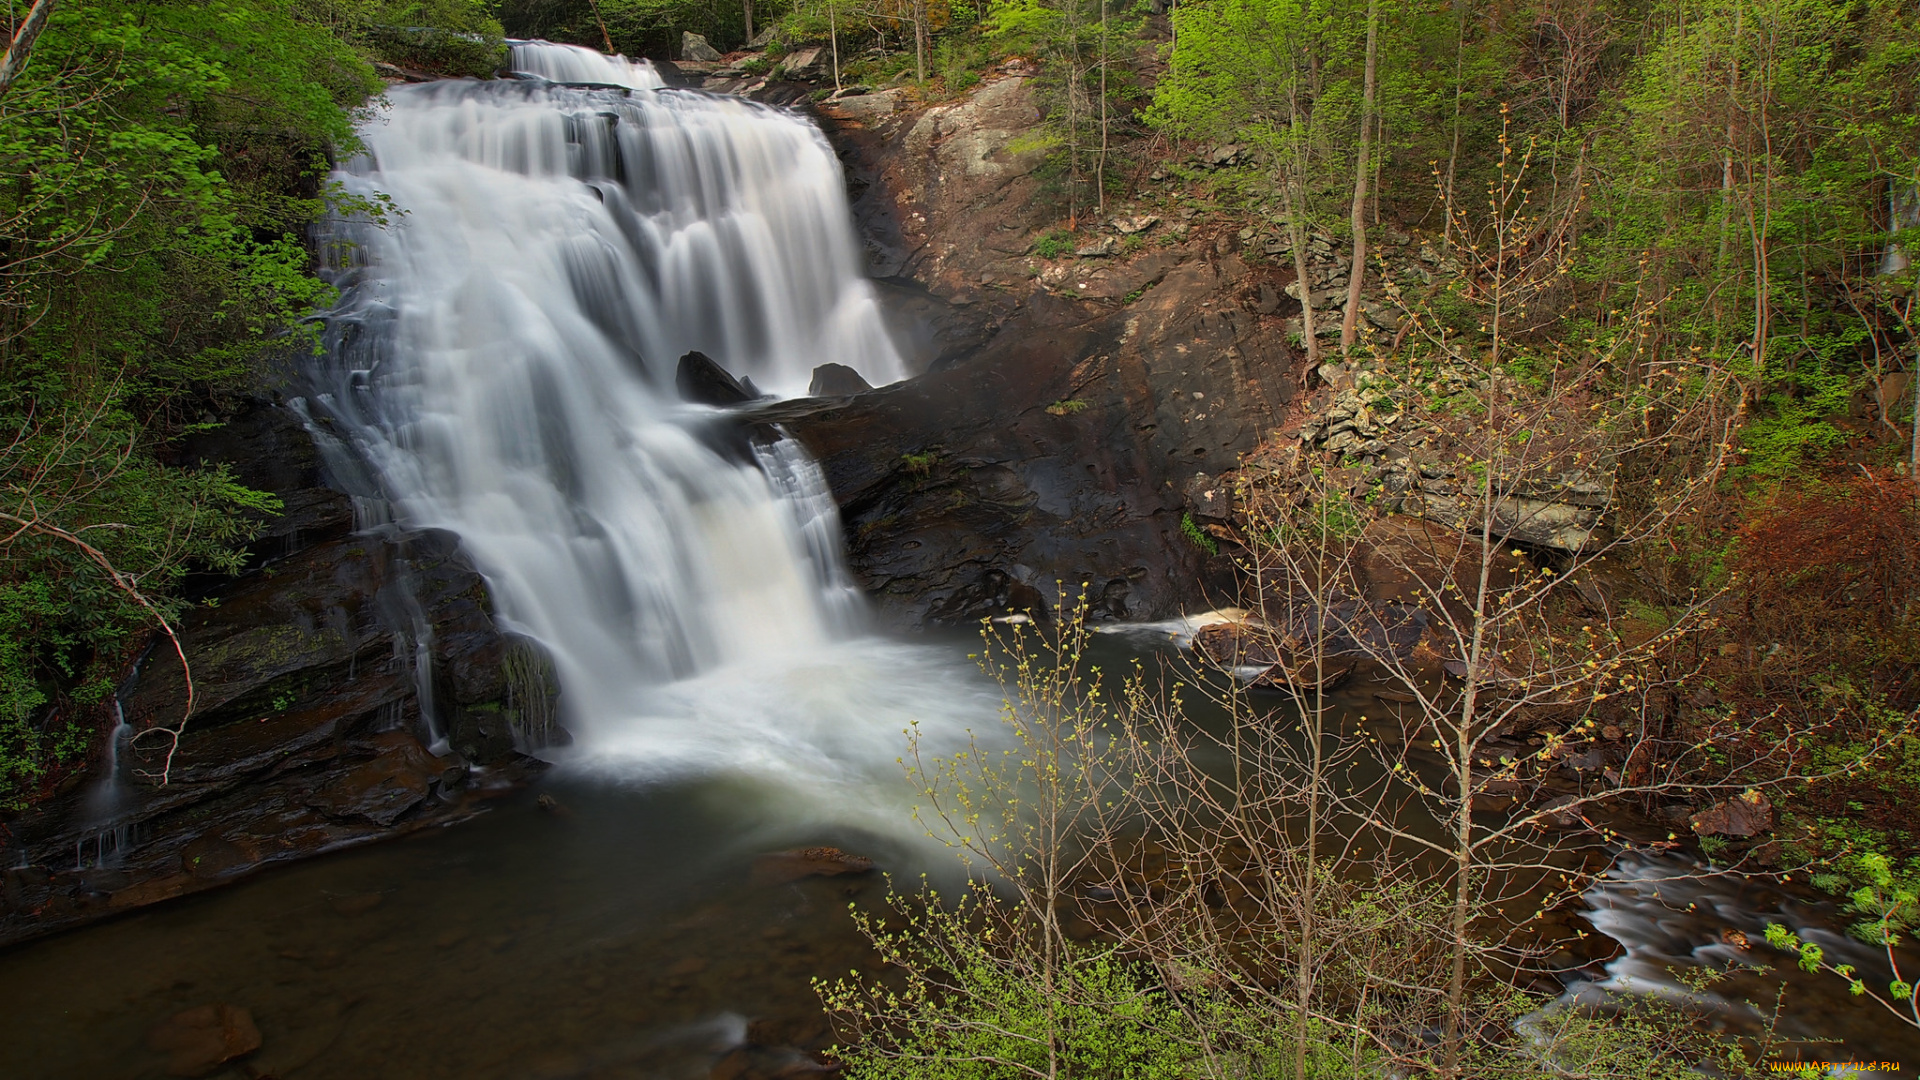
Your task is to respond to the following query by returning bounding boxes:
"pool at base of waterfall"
[0,629,1914,1079]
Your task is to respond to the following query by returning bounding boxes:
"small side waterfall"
[305,41,979,824]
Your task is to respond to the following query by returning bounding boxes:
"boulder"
[808,363,874,397]
[676,350,753,406]
[1690,791,1774,838]
[755,264,1295,628]
[681,31,723,63]
[147,1004,262,1078]
[782,46,825,76]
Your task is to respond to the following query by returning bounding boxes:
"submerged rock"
[147,1004,261,1078]
[752,846,877,884]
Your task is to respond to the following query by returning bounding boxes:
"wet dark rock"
[0,404,551,948]
[174,396,354,571]
[757,262,1295,627]
[147,1003,262,1077]
[808,363,874,397]
[308,731,446,826]
[678,350,755,406]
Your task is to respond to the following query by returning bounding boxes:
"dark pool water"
[1,629,1914,1079]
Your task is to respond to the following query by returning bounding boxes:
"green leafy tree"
[0,0,382,803]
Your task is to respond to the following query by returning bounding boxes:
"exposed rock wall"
[0,400,553,947]
[752,73,1310,625]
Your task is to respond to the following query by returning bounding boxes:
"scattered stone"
[1254,282,1281,315]
[1362,301,1403,331]
[1564,748,1607,772]
[782,46,825,77]
[1075,236,1120,257]
[148,1004,262,1078]
[1537,795,1586,829]
[681,31,723,63]
[1202,143,1247,167]
[808,363,873,397]
[1690,791,1773,838]
[1112,214,1158,235]
[751,846,876,885]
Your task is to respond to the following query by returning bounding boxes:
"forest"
[2,0,1918,1073]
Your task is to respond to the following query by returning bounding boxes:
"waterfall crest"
[304,42,977,813]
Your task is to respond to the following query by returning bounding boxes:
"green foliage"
[0,0,381,805]
[1032,228,1075,258]
[307,0,507,74]
[1045,398,1089,415]
[902,450,941,475]
[1180,511,1219,555]
[821,888,1195,1080]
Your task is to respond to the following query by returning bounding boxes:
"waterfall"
[304,41,979,823]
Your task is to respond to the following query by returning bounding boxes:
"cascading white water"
[306,41,980,826]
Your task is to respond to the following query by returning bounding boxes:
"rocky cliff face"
[0,401,554,947]
[748,71,1311,626]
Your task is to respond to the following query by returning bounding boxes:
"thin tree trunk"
[1097,0,1109,214]
[744,0,755,45]
[1443,0,1467,255]
[913,0,927,82]
[0,0,57,96]
[828,0,841,91]
[1340,0,1380,349]
[1291,212,1320,364]
[584,0,614,53]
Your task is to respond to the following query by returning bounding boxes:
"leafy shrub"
[1032,229,1075,258]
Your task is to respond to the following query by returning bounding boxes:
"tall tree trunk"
[913,0,928,82]
[585,0,614,53]
[1290,211,1320,364]
[828,0,841,91]
[1442,0,1467,255]
[744,0,755,45]
[1097,0,1109,214]
[0,0,58,96]
[1340,0,1380,349]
